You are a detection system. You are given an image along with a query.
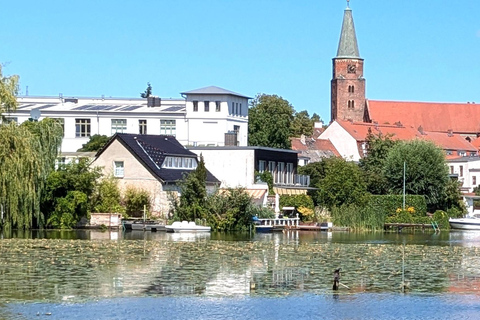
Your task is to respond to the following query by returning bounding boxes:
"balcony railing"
[293,174,310,187]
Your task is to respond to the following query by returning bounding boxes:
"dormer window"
[162,156,198,169]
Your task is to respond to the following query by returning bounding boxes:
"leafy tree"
[291,110,314,137]
[77,134,110,152]
[383,140,449,212]
[248,94,294,149]
[42,158,102,228]
[316,157,369,209]
[124,186,151,217]
[0,119,63,229]
[140,82,152,98]
[298,161,329,206]
[90,175,123,214]
[174,155,208,221]
[0,65,19,118]
[359,130,398,194]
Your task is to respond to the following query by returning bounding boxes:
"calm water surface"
[1,229,480,319]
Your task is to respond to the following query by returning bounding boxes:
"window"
[460,166,463,177]
[231,102,234,114]
[236,103,239,115]
[204,101,210,112]
[450,166,454,174]
[215,101,221,112]
[348,100,355,109]
[75,118,91,137]
[286,163,294,184]
[277,162,285,184]
[259,160,266,173]
[234,125,240,133]
[239,103,242,115]
[160,119,176,136]
[162,156,197,169]
[193,101,198,112]
[114,161,124,178]
[111,119,127,134]
[139,119,147,135]
[473,176,477,186]
[348,85,355,93]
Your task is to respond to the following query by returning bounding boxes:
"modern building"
[8,86,250,152]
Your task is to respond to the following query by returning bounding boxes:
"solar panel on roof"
[36,104,56,109]
[163,106,184,112]
[17,104,35,109]
[121,106,142,111]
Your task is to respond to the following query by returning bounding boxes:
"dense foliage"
[0,65,19,117]
[248,94,322,148]
[43,158,102,228]
[0,119,63,229]
[124,186,151,217]
[279,194,315,221]
[384,140,449,212]
[77,134,110,152]
[248,94,294,149]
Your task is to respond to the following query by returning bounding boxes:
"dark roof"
[97,133,219,184]
[180,86,252,99]
[336,7,361,59]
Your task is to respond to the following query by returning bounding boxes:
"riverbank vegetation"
[299,132,465,230]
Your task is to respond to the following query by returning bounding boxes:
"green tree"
[359,130,398,194]
[77,134,110,152]
[316,157,369,209]
[0,65,19,118]
[42,158,102,228]
[291,110,314,137]
[383,140,449,212]
[298,161,329,206]
[90,175,123,214]
[124,186,151,217]
[140,82,152,98]
[174,155,208,221]
[0,119,63,229]
[248,94,294,149]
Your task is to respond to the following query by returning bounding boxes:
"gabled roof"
[337,120,420,141]
[291,137,340,157]
[180,86,252,99]
[96,133,219,184]
[336,120,477,153]
[367,100,480,133]
[336,7,361,59]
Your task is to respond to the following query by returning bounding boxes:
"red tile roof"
[367,100,480,133]
[336,120,477,153]
[291,137,338,154]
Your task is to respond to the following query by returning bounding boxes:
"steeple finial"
[347,0,350,8]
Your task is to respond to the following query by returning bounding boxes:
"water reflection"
[0,230,479,302]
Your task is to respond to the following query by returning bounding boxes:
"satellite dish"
[30,108,41,121]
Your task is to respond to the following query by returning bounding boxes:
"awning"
[218,188,267,200]
[273,187,307,195]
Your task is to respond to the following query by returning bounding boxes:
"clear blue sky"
[1,0,478,122]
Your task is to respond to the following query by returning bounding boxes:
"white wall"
[318,121,361,161]
[190,148,262,189]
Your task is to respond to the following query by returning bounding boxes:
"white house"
[8,86,250,152]
[189,146,312,207]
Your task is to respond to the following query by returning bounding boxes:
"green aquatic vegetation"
[0,237,477,302]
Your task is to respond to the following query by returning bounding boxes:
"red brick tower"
[331,4,366,123]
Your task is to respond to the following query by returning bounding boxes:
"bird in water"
[333,268,341,290]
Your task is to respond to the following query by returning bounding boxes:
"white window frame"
[160,119,176,136]
[111,119,127,135]
[114,161,124,178]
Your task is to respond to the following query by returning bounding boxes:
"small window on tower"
[348,100,355,109]
[348,85,355,93]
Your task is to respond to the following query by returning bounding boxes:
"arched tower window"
[348,85,355,93]
[348,100,355,109]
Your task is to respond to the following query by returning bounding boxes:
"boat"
[124,219,165,231]
[255,224,285,233]
[449,215,480,230]
[165,221,211,233]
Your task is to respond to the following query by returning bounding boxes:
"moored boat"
[165,221,211,233]
[449,215,480,230]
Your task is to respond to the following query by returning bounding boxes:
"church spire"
[336,4,360,58]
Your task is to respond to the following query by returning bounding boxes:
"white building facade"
[8,86,250,152]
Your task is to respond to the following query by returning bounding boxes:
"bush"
[124,187,151,217]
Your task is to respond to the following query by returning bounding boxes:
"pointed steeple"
[336,6,360,58]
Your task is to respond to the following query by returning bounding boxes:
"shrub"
[124,187,151,217]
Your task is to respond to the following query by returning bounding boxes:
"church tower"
[331,3,366,122]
